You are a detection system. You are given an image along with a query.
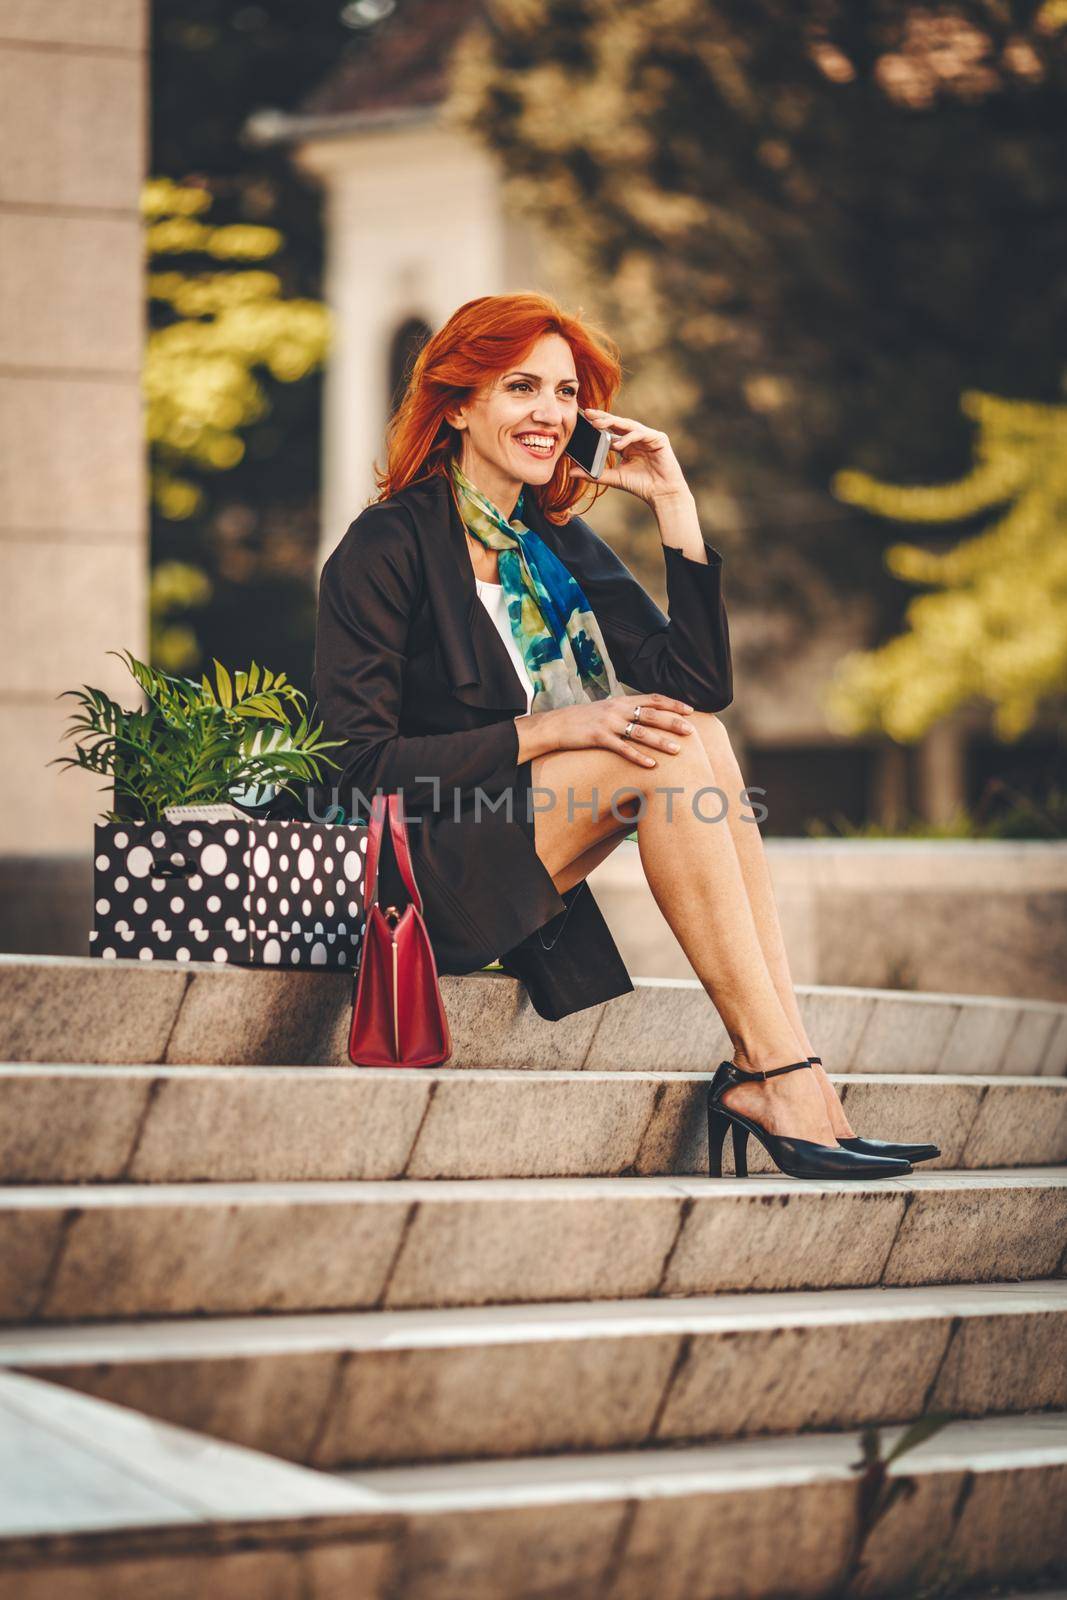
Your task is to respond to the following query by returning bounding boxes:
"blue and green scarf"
[448,458,632,711]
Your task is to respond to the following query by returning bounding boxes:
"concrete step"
[2,1064,1065,1183]
[4,1169,1065,1323]
[0,1369,393,1599]
[2,1370,1063,1599]
[1,954,1064,1076]
[332,1412,1067,1600]
[1,1282,1062,1469]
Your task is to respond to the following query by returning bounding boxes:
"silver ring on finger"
[623,718,636,740]
[632,704,644,723]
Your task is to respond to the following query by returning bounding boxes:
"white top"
[475,577,535,715]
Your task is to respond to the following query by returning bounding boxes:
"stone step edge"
[1,1063,1063,1087]
[4,1166,1065,1207]
[10,1365,1058,1531]
[8,1164,1061,1210]
[7,952,1064,1015]
[3,1280,1064,1366]
[338,1412,1067,1510]
[2,1366,1063,1535]
[2,956,1064,1079]
[8,1066,1066,1188]
[7,1167,1063,1327]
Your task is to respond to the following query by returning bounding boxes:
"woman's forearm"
[513,709,564,762]
[651,487,705,563]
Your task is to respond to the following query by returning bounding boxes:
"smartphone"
[564,409,613,479]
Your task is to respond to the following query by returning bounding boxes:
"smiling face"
[445,331,581,517]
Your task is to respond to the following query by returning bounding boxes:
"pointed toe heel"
[706,1058,913,1181]
[808,1056,941,1165]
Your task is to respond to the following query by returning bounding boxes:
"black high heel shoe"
[707,1058,913,1180]
[807,1055,941,1165]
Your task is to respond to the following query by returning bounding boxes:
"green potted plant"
[52,648,343,822]
[52,650,369,970]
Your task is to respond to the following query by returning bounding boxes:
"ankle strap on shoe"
[714,1058,812,1086]
[807,1055,823,1067]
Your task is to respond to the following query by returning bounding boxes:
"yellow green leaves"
[828,391,1067,742]
[145,179,331,520]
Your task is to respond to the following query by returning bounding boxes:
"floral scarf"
[448,458,631,711]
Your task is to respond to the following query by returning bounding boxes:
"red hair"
[372,291,624,524]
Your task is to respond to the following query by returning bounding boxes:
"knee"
[689,711,740,774]
[609,724,715,805]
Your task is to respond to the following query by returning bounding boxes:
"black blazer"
[311,470,733,1019]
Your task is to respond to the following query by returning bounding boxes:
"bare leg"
[687,713,857,1139]
[529,737,839,1144]
[546,818,635,896]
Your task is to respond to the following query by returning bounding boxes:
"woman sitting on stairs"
[313,291,940,1181]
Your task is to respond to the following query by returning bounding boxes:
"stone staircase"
[0,954,1064,1598]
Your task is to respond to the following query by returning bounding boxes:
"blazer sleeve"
[562,513,734,711]
[312,506,522,814]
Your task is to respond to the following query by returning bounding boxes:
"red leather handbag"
[348,792,453,1068]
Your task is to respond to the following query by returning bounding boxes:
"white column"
[295,121,511,569]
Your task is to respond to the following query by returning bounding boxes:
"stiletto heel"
[731,1122,749,1178]
[706,1059,913,1181]
[707,1104,730,1178]
[807,1055,941,1165]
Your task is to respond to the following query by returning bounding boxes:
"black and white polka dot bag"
[89,817,370,969]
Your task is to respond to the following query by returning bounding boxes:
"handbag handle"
[361,793,423,917]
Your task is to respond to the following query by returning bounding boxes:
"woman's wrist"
[514,708,563,761]
[650,487,705,561]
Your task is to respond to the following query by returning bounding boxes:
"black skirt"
[379,756,570,976]
[269,767,609,1010]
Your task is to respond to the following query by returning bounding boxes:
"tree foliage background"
[830,390,1067,744]
[446,0,1067,675]
[150,0,363,684]
[153,0,1065,813]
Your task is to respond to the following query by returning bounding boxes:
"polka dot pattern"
[90,818,369,971]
